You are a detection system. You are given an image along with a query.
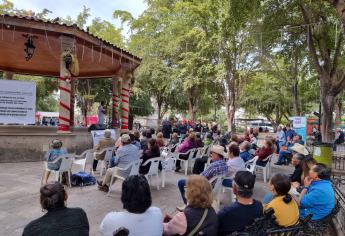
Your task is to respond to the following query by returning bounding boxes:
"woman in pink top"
[163,175,218,235]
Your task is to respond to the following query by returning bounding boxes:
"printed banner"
[289,116,307,142]
[0,80,36,124]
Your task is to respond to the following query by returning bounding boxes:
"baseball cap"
[234,171,255,190]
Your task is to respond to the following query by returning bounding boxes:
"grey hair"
[104,129,111,138]
[242,141,251,151]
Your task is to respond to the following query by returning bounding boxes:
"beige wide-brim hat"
[211,145,226,157]
[291,143,309,156]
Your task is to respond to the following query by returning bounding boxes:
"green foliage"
[88,18,124,47]
[0,0,13,14]
[130,92,154,117]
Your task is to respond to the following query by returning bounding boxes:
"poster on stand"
[0,80,36,124]
[289,116,307,143]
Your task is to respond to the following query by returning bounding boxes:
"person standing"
[98,101,106,125]
[162,119,172,139]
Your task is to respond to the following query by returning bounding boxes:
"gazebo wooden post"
[70,77,75,128]
[57,36,74,133]
[121,74,131,131]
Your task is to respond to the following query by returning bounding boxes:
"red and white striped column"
[58,76,72,132]
[121,78,130,131]
[112,75,119,128]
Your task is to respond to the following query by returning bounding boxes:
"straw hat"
[291,143,309,155]
[211,145,226,157]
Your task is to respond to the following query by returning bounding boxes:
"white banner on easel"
[0,80,36,124]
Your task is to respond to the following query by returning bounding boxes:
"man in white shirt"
[223,142,245,187]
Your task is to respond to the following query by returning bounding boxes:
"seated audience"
[249,132,258,150]
[239,129,251,144]
[156,132,166,148]
[100,175,163,236]
[195,132,204,148]
[223,142,245,187]
[255,138,274,167]
[178,145,228,204]
[169,132,179,146]
[204,133,213,146]
[23,182,89,236]
[93,130,116,171]
[164,175,218,236]
[297,156,317,188]
[290,153,305,186]
[265,173,299,227]
[175,132,198,172]
[335,128,345,144]
[140,129,152,151]
[42,139,68,184]
[294,163,335,220]
[276,126,286,152]
[132,131,141,149]
[285,124,296,143]
[275,135,305,165]
[97,134,140,192]
[218,171,263,235]
[230,134,239,144]
[239,141,252,163]
[139,138,161,175]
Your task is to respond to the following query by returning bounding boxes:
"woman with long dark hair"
[265,173,299,227]
[139,138,161,175]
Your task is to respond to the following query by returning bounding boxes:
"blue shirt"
[300,180,335,220]
[218,199,263,235]
[201,159,228,180]
[285,129,296,141]
[240,151,252,163]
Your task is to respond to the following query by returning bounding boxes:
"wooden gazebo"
[0,14,141,132]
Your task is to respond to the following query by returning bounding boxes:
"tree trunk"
[225,102,236,132]
[320,89,336,143]
[156,98,162,130]
[188,97,196,122]
[292,81,301,116]
[335,99,342,128]
[128,114,134,130]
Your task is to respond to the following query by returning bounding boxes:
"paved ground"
[0,155,294,236]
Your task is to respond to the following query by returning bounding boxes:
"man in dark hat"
[218,171,263,235]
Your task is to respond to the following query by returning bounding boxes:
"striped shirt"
[201,159,228,180]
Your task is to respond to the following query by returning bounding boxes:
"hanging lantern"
[23,34,36,61]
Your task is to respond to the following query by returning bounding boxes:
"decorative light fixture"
[23,34,36,61]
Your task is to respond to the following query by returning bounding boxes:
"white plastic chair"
[161,156,176,188]
[177,148,197,175]
[142,157,162,190]
[245,156,259,174]
[208,174,225,211]
[255,154,273,183]
[108,159,142,195]
[43,154,74,187]
[73,149,94,174]
[97,147,115,176]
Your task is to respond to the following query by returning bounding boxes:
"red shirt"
[255,146,273,160]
